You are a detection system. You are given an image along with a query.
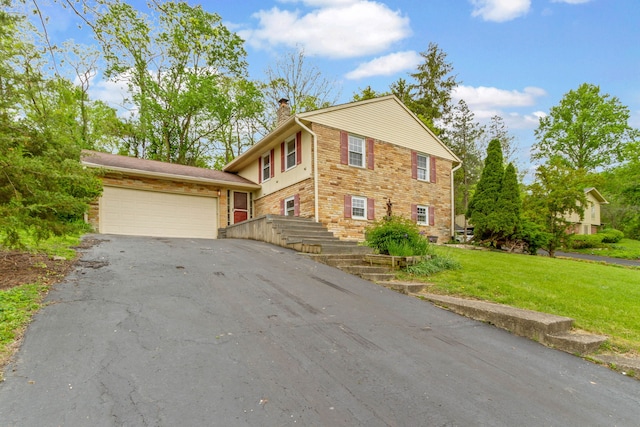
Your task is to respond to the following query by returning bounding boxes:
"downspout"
[294,117,319,223]
[451,163,462,240]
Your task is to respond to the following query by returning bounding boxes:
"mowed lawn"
[408,247,640,354]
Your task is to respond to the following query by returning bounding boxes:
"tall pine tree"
[467,139,504,242]
[490,162,522,245]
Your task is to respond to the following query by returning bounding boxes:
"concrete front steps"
[418,293,608,355]
[308,254,397,282]
[268,216,373,255]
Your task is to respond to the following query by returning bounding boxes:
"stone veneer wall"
[254,178,315,219]
[312,123,453,242]
[250,123,454,243]
[87,174,227,233]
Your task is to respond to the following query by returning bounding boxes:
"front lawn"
[399,246,640,354]
[566,238,640,260]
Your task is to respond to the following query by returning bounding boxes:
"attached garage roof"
[82,150,260,189]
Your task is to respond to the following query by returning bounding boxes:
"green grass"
[0,284,47,364]
[567,238,640,260]
[400,246,640,354]
[1,229,84,260]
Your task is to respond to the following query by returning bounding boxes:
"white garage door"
[100,186,218,238]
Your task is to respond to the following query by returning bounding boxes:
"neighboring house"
[83,95,461,242]
[565,188,608,235]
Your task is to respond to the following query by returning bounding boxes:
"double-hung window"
[262,153,271,182]
[286,138,297,170]
[417,154,429,181]
[348,135,365,168]
[351,196,367,220]
[416,205,428,225]
[284,196,295,216]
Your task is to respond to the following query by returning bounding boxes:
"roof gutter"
[294,117,319,222]
[82,162,261,190]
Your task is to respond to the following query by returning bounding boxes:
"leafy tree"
[264,47,341,118]
[408,42,459,134]
[94,1,262,166]
[533,83,639,172]
[0,13,102,247]
[467,139,504,243]
[600,142,640,239]
[352,85,386,102]
[523,159,587,257]
[390,78,412,106]
[442,99,484,229]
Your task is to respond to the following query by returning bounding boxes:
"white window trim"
[285,137,297,171]
[284,196,295,216]
[417,153,430,182]
[351,196,367,220]
[348,135,365,168]
[416,204,428,225]
[262,152,271,182]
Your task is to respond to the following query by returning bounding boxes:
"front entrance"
[233,191,249,224]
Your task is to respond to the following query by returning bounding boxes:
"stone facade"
[251,123,454,243]
[254,178,315,219]
[311,123,452,242]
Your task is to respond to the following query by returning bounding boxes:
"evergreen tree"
[490,163,522,245]
[467,139,504,242]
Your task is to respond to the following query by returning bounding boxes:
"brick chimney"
[277,98,290,125]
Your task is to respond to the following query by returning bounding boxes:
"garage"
[82,150,260,239]
[100,186,218,239]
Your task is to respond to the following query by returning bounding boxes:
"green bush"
[516,219,549,255]
[365,216,431,256]
[569,234,604,249]
[405,255,461,276]
[599,229,624,243]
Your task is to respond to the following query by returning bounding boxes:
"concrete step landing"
[419,293,607,355]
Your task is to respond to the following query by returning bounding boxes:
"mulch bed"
[0,251,76,291]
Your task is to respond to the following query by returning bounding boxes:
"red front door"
[233,192,248,224]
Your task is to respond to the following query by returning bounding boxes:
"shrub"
[365,216,431,256]
[405,255,461,276]
[599,229,624,243]
[569,234,604,249]
[516,219,549,255]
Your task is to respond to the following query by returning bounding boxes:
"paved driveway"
[1,236,638,426]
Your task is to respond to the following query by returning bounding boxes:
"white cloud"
[86,72,136,118]
[345,51,421,79]
[453,85,546,109]
[240,1,411,58]
[470,0,531,22]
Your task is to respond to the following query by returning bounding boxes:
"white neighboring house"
[565,188,608,235]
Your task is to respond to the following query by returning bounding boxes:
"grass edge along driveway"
[405,246,640,355]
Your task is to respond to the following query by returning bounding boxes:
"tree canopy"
[0,11,102,247]
[533,83,638,172]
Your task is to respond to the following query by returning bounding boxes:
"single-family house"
[565,187,608,235]
[83,95,461,243]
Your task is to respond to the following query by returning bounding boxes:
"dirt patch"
[0,251,76,291]
[0,237,105,291]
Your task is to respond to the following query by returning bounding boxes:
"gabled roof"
[585,187,608,204]
[81,150,260,189]
[224,95,460,172]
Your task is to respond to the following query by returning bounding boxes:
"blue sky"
[37,0,640,171]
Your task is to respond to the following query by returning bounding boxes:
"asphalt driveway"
[1,235,638,426]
